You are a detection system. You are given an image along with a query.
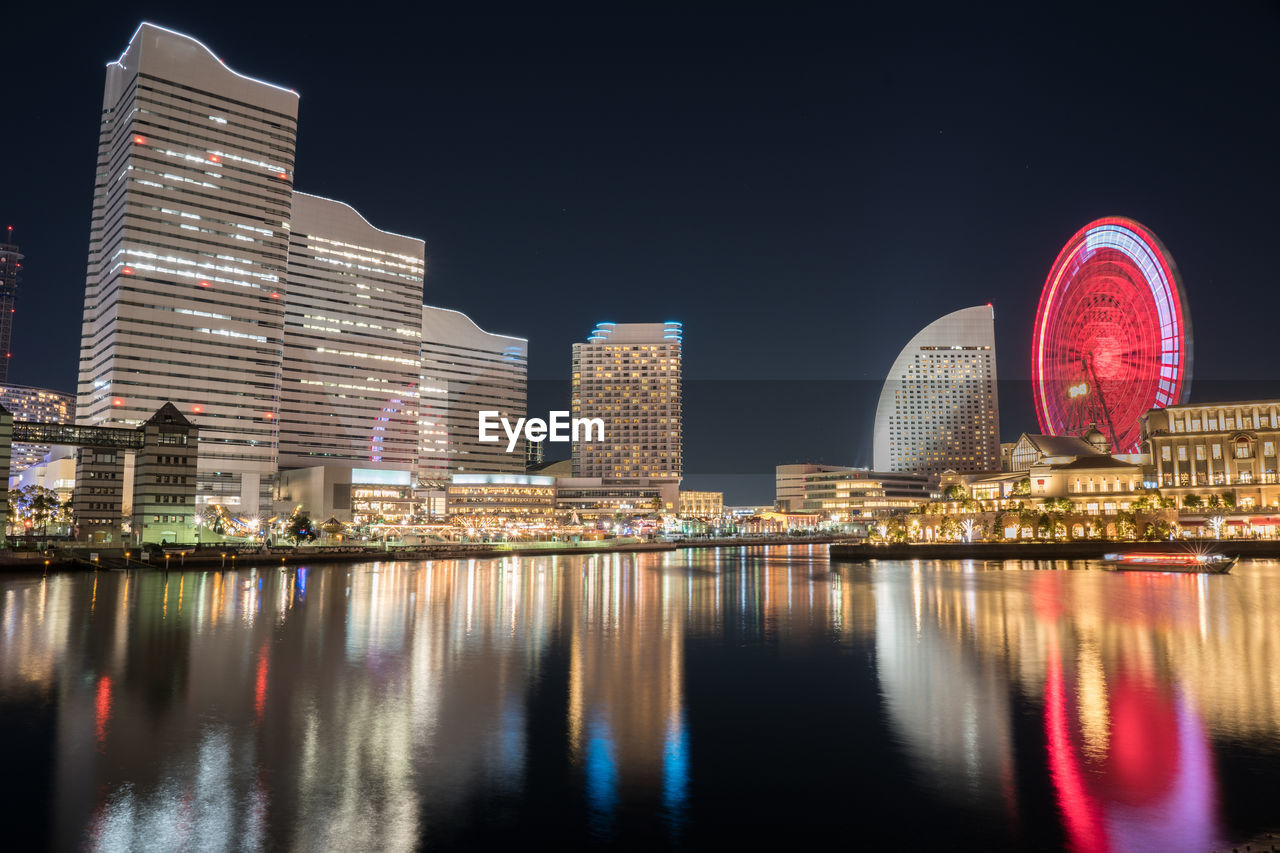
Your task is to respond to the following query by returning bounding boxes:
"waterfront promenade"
[0,534,850,573]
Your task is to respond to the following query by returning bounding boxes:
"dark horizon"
[3,3,1277,502]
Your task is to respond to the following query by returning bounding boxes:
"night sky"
[3,3,1278,502]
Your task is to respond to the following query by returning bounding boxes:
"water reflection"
[868,560,1280,851]
[1,550,1279,850]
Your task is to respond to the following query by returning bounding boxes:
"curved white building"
[873,306,1000,475]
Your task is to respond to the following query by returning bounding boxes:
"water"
[3,546,1280,851]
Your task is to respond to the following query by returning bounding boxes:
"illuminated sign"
[1067,382,1089,399]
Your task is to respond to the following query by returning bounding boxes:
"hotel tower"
[873,305,1000,475]
[571,322,682,483]
[76,23,298,516]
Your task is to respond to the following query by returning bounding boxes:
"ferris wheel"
[1031,217,1192,453]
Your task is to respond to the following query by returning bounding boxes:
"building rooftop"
[1041,455,1143,472]
[1019,434,1103,458]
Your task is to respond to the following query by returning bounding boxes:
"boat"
[1101,552,1237,574]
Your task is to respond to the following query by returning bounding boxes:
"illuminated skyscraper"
[418,306,527,488]
[75,23,298,516]
[873,305,1000,475]
[571,322,682,483]
[278,193,424,473]
[0,229,20,382]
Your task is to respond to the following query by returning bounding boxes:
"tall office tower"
[418,306,528,487]
[873,305,1000,475]
[0,384,75,473]
[0,229,20,382]
[278,193,425,473]
[76,23,298,517]
[571,322,682,482]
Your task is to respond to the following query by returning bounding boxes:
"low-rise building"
[1027,455,1151,515]
[738,511,824,535]
[1143,401,1280,508]
[1008,432,1106,472]
[277,466,416,526]
[678,490,723,519]
[796,468,935,522]
[446,473,557,525]
[555,478,678,523]
[775,463,854,511]
[132,404,199,545]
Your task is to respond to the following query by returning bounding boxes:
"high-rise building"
[873,305,1000,475]
[418,306,527,488]
[0,229,21,382]
[571,322,682,483]
[278,193,425,473]
[76,23,298,517]
[0,384,75,473]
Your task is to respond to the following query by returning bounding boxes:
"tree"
[1133,490,1166,512]
[1221,492,1236,509]
[13,486,62,537]
[1115,510,1136,540]
[940,516,960,540]
[1182,494,1202,509]
[1017,506,1039,538]
[1044,497,1073,514]
[1012,478,1031,496]
[944,484,967,502]
[288,512,317,544]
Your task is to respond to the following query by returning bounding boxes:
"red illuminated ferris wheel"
[1031,217,1192,454]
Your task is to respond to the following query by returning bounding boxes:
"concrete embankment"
[0,540,682,573]
[1,537,865,574]
[830,540,1280,562]
[677,536,854,550]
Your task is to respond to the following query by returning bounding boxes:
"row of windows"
[1159,441,1276,462]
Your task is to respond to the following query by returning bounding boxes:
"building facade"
[555,477,678,523]
[799,469,935,521]
[678,490,724,519]
[131,403,199,544]
[873,305,1000,475]
[571,322,682,482]
[276,466,415,526]
[1143,401,1280,508]
[1008,433,1104,473]
[446,473,558,525]
[775,463,855,511]
[0,384,75,473]
[278,193,424,473]
[418,307,527,487]
[76,23,299,518]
